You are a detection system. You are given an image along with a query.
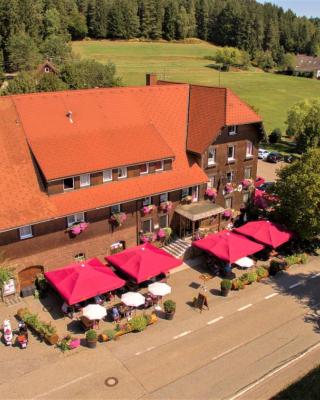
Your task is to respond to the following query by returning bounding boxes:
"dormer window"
[67,212,84,227]
[19,225,33,240]
[80,174,90,187]
[208,146,216,166]
[228,125,237,136]
[155,160,164,172]
[140,163,149,175]
[103,169,112,182]
[118,167,127,179]
[63,177,74,191]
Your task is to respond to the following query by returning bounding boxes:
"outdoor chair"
[79,315,95,330]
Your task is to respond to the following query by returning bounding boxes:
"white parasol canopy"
[121,292,145,307]
[148,282,171,297]
[234,257,254,269]
[82,304,107,320]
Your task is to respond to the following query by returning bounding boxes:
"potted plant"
[160,201,173,212]
[239,273,249,285]
[86,329,98,349]
[220,279,232,296]
[129,315,148,332]
[241,179,253,190]
[256,266,269,281]
[232,278,244,290]
[163,300,176,320]
[247,271,257,284]
[67,222,89,236]
[223,209,233,219]
[224,183,234,195]
[205,188,217,200]
[142,205,155,215]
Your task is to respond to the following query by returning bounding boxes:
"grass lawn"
[272,365,320,400]
[72,40,320,133]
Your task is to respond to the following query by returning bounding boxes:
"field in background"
[73,40,320,133]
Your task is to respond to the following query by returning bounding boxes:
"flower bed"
[109,212,127,227]
[99,313,157,342]
[17,308,59,345]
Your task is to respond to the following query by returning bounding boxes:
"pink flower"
[223,210,232,218]
[79,222,88,231]
[71,226,82,235]
[158,229,166,239]
[205,188,217,198]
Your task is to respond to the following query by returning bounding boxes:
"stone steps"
[163,238,191,259]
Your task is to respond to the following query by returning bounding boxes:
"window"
[244,167,252,179]
[111,204,121,214]
[228,125,237,135]
[142,197,151,206]
[159,214,169,228]
[19,225,33,240]
[103,169,112,182]
[63,177,74,191]
[226,171,234,183]
[181,188,189,198]
[246,141,253,158]
[227,145,235,161]
[142,219,152,233]
[160,192,168,203]
[243,192,250,203]
[155,160,164,171]
[191,186,199,202]
[207,176,216,188]
[67,212,84,227]
[80,174,90,187]
[208,146,216,166]
[44,67,50,73]
[118,167,127,179]
[225,197,233,209]
[140,163,149,175]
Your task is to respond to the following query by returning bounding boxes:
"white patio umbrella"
[121,292,145,307]
[148,282,171,297]
[234,257,254,269]
[82,304,107,320]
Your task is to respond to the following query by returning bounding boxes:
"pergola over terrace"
[175,200,225,238]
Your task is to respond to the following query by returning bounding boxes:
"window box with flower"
[241,178,253,190]
[159,201,173,213]
[205,188,217,200]
[223,183,234,195]
[157,227,172,244]
[140,232,157,243]
[109,212,127,227]
[141,205,155,215]
[67,222,89,236]
[223,209,233,219]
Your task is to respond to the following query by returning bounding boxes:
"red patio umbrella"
[234,220,293,249]
[44,258,125,305]
[105,243,182,284]
[192,230,264,263]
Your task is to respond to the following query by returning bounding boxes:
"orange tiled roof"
[0,85,208,231]
[14,90,175,180]
[185,85,262,154]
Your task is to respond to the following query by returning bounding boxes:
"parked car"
[255,176,265,188]
[284,154,299,164]
[258,149,270,160]
[257,182,275,192]
[266,152,283,163]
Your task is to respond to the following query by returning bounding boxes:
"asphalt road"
[1,262,320,400]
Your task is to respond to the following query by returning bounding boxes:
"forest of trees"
[0,0,319,74]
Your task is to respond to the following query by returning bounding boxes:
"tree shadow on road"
[259,267,320,334]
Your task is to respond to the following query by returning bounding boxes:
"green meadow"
[73,40,320,133]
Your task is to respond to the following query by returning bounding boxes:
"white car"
[258,149,270,160]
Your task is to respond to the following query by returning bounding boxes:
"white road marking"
[227,341,320,400]
[289,282,303,289]
[135,346,155,356]
[173,330,192,340]
[310,272,320,279]
[211,343,246,362]
[207,316,224,325]
[265,293,278,300]
[237,304,252,312]
[32,373,93,399]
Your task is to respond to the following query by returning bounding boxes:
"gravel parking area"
[257,160,285,182]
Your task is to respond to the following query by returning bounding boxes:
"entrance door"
[191,186,199,202]
[18,266,44,290]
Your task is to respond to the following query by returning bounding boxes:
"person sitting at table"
[94,295,104,305]
[61,302,74,319]
[111,306,120,322]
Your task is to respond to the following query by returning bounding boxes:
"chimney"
[66,111,73,124]
[146,73,158,86]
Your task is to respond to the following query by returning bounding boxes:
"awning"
[234,220,293,249]
[175,200,224,222]
[192,230,264,263]
[105,243,182,283]
[44,258,125,305]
